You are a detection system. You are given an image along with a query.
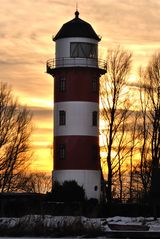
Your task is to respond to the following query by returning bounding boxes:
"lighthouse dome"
[53,11,100,41]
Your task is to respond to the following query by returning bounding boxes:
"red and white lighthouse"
[47,11,106,200]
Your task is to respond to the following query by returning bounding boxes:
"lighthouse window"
[92,111,98,126]
[59,77,66,92]
[58,144,66,160]
[59,110,66,125]
[92,78,98,92]
[70,42,97,59]
[92,145,99,161]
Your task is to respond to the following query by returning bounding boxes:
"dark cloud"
[34,128,52,134]
[32,144,52,150]
[29,106,52,118]
[101,145,141,153]
[0,59,33,65]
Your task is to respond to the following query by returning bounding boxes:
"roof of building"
[53,11,101,41]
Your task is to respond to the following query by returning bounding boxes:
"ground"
[1,215,160,237]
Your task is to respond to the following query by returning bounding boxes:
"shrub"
[52,180,85,202]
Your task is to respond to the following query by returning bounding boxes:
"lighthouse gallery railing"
[46,58,107,72]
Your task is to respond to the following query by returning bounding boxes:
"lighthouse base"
[53,170,101,201]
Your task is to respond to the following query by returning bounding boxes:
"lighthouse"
[47,11,106,200]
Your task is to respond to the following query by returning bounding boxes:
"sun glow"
[128,74,138,84]
[1,0,160,174]
[18,96,53,109]
[30,98,53,108]
[30,147,53,172]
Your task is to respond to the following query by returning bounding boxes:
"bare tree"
[100,46,132,203]
[111,112,132,202]
[138,69,152,199]
[127,110,140,201]
[140,53,160,196]
[145,54,160,170]
[0,82,32,192]
[11,172,52,194]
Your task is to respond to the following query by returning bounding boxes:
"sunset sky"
[1,0,160,173]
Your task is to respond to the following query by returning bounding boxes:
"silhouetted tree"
[52,180,85,202]
[0,82,32,192]
[10,172,52,193]
[139,52,160,198]
[146,54,160,170]
[131,159,152,202]
[112,113,132,202]
[127,111,140,202]
[100,46,132,204]
[137,70,152,199]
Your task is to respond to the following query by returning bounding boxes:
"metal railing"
[46,57,107,72]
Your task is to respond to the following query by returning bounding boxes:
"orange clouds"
[1,0,160,172]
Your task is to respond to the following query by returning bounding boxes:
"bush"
[52,180,85,202]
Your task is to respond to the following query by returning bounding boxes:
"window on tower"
[92,145,99,161]
[58,144,66,160]
[70,42,97,59]
[92,111,98,126]
[59,77,66,92]
[92,78,98,92]
[59,110,66,125]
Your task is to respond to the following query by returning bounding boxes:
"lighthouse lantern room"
[47,11,106,200]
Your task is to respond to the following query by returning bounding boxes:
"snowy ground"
[106,216,160,231]
[1,215,160,237]
[0,215,160,231]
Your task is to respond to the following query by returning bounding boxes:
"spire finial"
[75,2,79,18]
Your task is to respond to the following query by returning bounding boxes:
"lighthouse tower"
[47,11,106,200]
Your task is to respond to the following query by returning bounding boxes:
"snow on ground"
[105,216,160,231]
[0,215,104,231]
[0,215,160,232]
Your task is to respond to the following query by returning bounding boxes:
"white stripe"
[53,169,101,201]
[54,101,99,136]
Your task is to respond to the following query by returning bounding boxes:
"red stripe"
[54,136,100,170]
[54,68,100,102]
